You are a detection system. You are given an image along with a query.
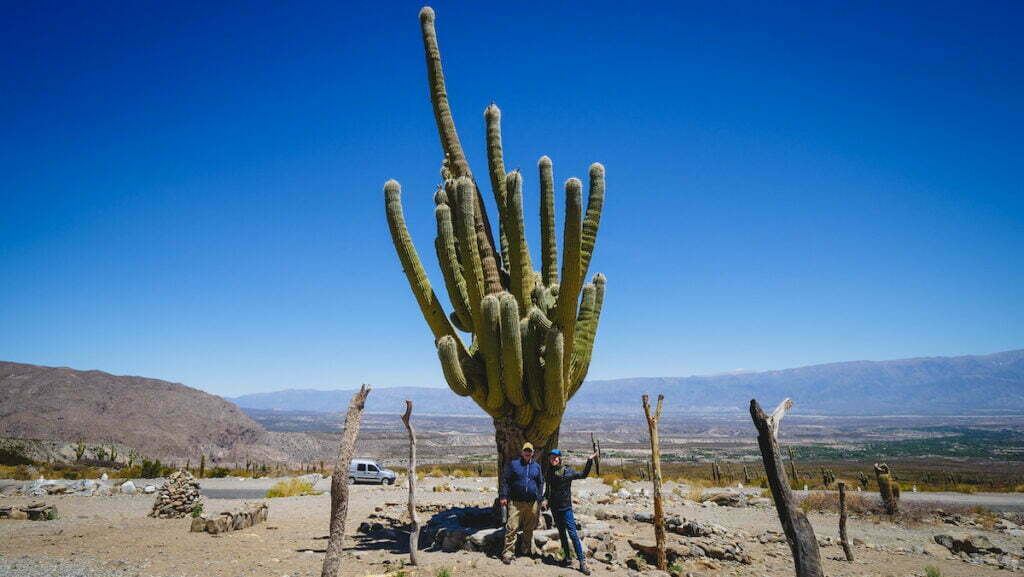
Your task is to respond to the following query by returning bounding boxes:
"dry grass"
[798,491,876,514]
[682,478,706,501]
[265,478,316,498]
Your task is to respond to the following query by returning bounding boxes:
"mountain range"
[230,349,1024,416]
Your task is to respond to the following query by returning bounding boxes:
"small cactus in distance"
[383,6,608,467]
[874,463,900,514]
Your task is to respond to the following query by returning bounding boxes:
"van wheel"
[348,477,356,485]
[383,478,393,486]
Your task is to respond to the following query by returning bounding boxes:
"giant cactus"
[383,6,608,469]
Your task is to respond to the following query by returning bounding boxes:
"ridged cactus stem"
[434,202,473,330]
[485,104,510,268]
[579,163,605,286]
[455,177,486,329]
[523,307,550,412]
[499,293,526,406]
[555,178,583,380]
[543,326,565,416]
[437,335,472,396]
[480,295,506,410]
[419,7,501,294]
[570,273,606,395]
[504,170,534,312]
[538,156,558,287]
[384,180,462,345]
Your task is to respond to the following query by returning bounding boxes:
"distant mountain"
[0,361,275,461]
[230,349,1024,416]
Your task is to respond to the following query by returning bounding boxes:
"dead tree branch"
[641,394,666,571]
[321,384,371,577]
[750,398,823,577]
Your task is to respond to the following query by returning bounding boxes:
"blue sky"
[2,1,1022,396]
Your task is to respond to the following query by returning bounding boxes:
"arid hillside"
[0,361,274,462]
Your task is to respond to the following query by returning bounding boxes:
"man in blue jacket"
[499,442,544,563]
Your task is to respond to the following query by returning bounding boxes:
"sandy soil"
[1,476,1022,577]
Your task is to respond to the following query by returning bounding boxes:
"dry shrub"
[427,467,445,478]
[798,491,876,514]
[265,478,315,498]
[680,478,706,502]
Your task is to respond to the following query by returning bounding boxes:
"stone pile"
[357,505,622,566]
[149,470,202,518]
[190,502,268,534]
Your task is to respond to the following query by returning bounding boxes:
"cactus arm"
[526,411,561,446]
[384,179,463,345]
[523,307,549,412]
[437,335,472,396]
[543,325,565,416]
[539,156,558,287]
[480,294,506,410]
[555,177,583,380]
[570,273,606,395]
[455,177,486,329]
[485,104,510,269]
[504,170,534,312]
[579,163,605,285]
[419,7,501,294]
[434,199,473,330]
[514,401,534,428]
[499,293,526,406]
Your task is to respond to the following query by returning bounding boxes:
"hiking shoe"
[501,556,513,565]
[578,563,591,575]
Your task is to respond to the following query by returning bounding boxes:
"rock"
[933,533,1003,555]
[441,529,468,552]
[143,485,156,494]
[119,481,137,494]
[616,489,632,499]
[923,543,951,557]
[702,491,744,507]
[100,473,108,480]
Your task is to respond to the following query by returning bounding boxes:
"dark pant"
[553,507,585,563]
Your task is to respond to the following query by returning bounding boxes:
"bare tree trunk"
[321,384,371,577]
[641,394,666,571]
[591,432,601,476]
[401,400,420,566]
[838,482,853,562]
[750,399,823,577]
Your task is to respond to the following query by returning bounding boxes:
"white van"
[349,458,397,485]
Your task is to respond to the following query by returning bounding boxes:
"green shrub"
[206,467,232,478]
[925,566,942,577]
[435,568,451,577]
[0,447,35,466]
[140,458,163,478]
[266,478,315,498]
[62,471,80,480]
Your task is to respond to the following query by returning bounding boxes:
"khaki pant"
[502,500,540,559]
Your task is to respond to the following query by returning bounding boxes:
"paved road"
[794,489,1024,511]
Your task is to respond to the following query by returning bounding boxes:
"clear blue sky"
[3,1,1022,396]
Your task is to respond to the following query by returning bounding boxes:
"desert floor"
[1,475,1023,577]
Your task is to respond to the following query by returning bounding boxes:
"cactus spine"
[384,7,608,463]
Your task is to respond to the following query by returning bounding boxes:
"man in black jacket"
[543,449,596,575]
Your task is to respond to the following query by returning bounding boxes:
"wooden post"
[787,447,799,481]
[591,432,602,476]
[838,482,854,562]
[750,399,823,577]
[641,394,667,571]
[321,384,371,577]
[401,400,420,566]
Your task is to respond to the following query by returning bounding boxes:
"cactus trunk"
[384,6,608,471]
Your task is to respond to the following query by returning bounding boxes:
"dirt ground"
[1,476,1022,577]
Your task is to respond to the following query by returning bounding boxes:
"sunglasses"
[522,448,534,453]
